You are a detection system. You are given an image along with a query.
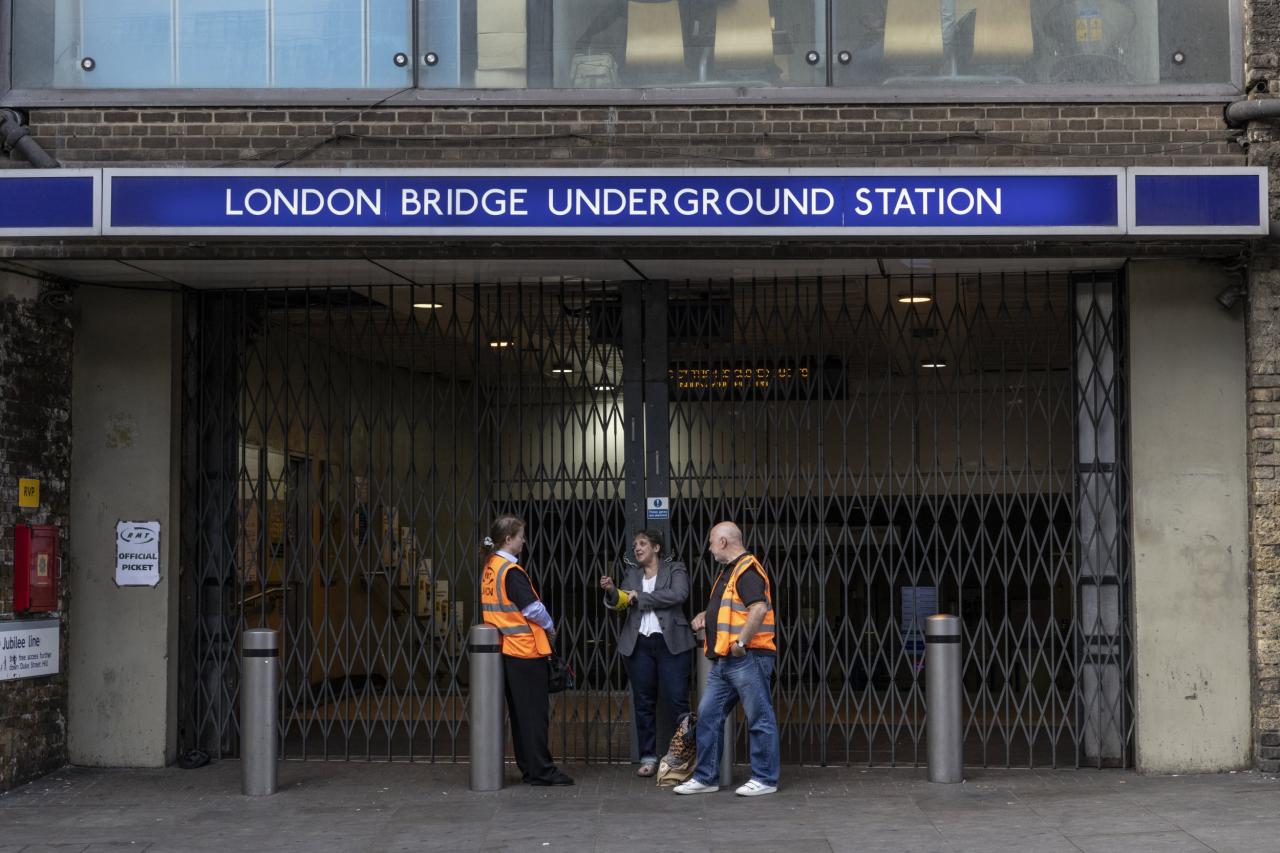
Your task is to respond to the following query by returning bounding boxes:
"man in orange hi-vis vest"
[674,521,779,797]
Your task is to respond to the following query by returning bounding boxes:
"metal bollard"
[241,628,279,796]
[469,624,505,792]
[925,614,964,783]
[695,631,734,787]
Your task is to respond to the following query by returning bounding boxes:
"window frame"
[0,0,1246,107]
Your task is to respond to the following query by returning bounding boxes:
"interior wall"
[243,327,480,692]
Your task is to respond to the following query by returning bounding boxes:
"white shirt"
[638,574,662,636]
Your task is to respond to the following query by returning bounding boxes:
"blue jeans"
[692,652,779,787]
[623,633,692,761]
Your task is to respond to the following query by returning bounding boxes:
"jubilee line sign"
[0,167,1268,238]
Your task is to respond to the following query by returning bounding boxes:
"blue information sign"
[0,171,99,235]
[105,169,1125,236]
[1130,169,1268,234]
[0,167,1267,238]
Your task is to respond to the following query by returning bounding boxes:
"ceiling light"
[412,302,443,310]
[921,360,947,369]
[488,339,513,349]
[550,365,574,374]
[593,384,615,392]
[897,294,932,304]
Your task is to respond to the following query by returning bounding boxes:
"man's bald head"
[707,521,745,564]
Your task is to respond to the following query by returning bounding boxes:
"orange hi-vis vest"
[480,553,552,659]
[707,552,777,656]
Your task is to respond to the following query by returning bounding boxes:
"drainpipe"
[1224,98,1280,128]
[0,109,60,168]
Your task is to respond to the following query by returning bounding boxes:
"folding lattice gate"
[180,270,1132,768]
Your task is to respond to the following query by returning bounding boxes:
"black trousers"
[502,655,556,781]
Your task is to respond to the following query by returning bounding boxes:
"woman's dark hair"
[482,515,526,555]
[634,528,665,558]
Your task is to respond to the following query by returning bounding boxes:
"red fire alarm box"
[14,523,59,613]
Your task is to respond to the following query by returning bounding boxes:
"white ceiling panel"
[881,257,1125,275]
[376,258,637,283]
[8,259,170,283]
[128,259,404,288]
[630,259,882,280]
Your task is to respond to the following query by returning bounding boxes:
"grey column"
[469,624,505,791]
[240,628,278,796]
[695,631,734,786]
[925,615,963,783]
[623,282,645,762]
[644,281,675,751]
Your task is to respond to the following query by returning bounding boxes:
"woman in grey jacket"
[601,529,696,776]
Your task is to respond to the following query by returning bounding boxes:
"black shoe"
[527,770,574,786]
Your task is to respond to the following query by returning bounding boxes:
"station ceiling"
[4,256,1123,290]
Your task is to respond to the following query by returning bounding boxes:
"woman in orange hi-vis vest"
[479,515,574,786]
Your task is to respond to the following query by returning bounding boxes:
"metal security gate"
[179,270,1132,768]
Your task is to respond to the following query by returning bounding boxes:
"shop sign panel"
[0,170,100,236]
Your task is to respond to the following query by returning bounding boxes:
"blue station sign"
[0,170,100,236]
[0,167,1268,238]
[1129,168,1270,235]
[103,168,1130,236]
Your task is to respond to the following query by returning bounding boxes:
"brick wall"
[0,279,73,792]
[20,103,1243,169]
[1246,0,1280,775]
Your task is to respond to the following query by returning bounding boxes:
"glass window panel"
[832,0,1232,88]
[368,0,415,87]
[8,0,1234,91]
[81,0,174,87]
[475,0,530,88]
[419,0,464,86]
[12,0,59,88]
[541,0,826,89]
[273,0,364,87]
[178,1,269,87]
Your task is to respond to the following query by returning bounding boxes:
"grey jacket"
[606,560,697,657]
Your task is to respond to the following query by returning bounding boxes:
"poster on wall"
[115,520,161,587]
[0,620,60,681]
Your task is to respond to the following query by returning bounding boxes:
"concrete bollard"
[695,630,734,787]
[469,623,505,791]
[240,628,279,796]
[925,614,964,783]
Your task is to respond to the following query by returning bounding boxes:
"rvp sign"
[115,520,161,587]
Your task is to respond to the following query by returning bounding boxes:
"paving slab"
[1,763,1277,853]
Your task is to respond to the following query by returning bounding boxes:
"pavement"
[1,761,1278,853]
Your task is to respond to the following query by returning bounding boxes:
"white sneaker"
[735,779,777,797]
[673,778,720,795]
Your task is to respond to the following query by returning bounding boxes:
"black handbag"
[547,653,575,693]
